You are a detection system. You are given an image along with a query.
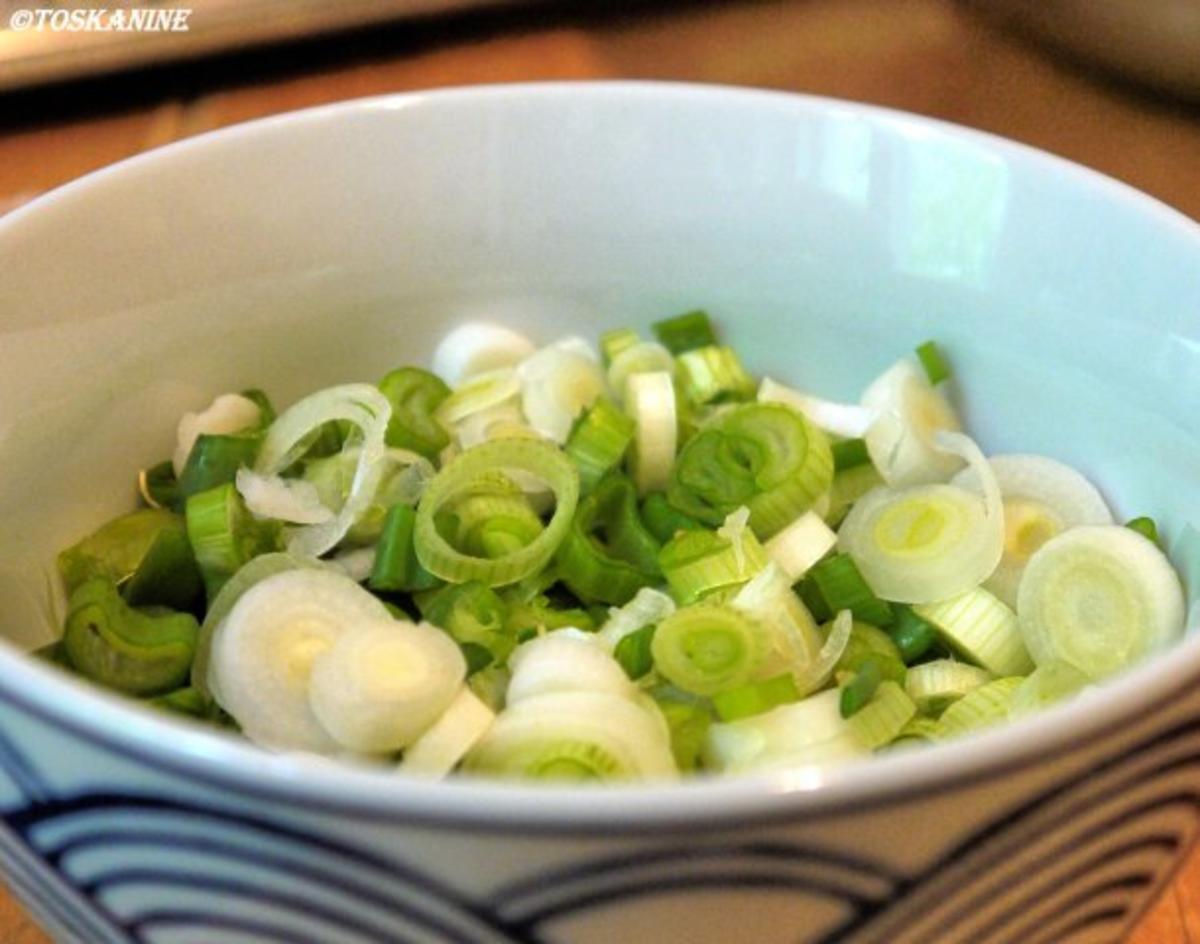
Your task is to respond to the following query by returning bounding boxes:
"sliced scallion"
[652,309,718,354]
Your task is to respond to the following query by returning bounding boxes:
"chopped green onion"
[614,624,656,679]
[58,508,203,612]
[798,553,893,627]
[63,578,199,696]
[652,309,718,354]
[555,473,662,606]
[238,388,276,427]
[438,473,544,560]
[564,398,636,495]
[904,659,992,715]
[675,346,756,406]
[185,483,279,599]
[1008,660,1091,718]
[378,366,452,459]
[915,587,1033,677]
[713,672,800,722]
[839,658,882,718]
[1017,524,1184,680]
[658,525,767,605]
[600,327,641,366]
[649,603,764,696]
[607,342,676,403]
[464,690,677,781]
[418,580,514,672]
[763,510,837,584]
[415,439,579,587]
[640,493,704,543]
[831,437,871,472]
[1126,516,1160,546]
[887,604,939,664]
[915,340,951,385]
[177,432,262,500]
[399,687,496,779]
[625,371,678,495]
[891,715,943,746]
[936,676,1024,738]
[667,402,833,539]
[370,504,441,593]
[861,359,963,486]
[653,694,713,772]
[824,463,885,529]
[834,621,906,685]
[149,686,211,718]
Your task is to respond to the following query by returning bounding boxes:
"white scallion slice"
[454,401,541,449]
[837,430,1002,603]
[437,368,521,426]
[758,378,877,439]
[518,345,607,444]
[702,681,913,773]
[399,688,496,778]
[254,384,391,557]
[308,620,466,753]
[505,630,636,705]
[1008,660,1092,719]
[329,546,376,583]
[936,676,1023,739]
[625,371,677,495]
[731,562,823,680]
[172,392,262,476]
[463,691,677,781]
[952,454,1114,608]
[235,469,334,525]
[904,659,993,716]
[432,322,536,386]
[207,569,392,752]
[596,587,677,652]
[915,588,1034,677]
[764,510,838,584]
[1017,525,1185,680]
[861,359,963,486]
[793,609,853,697]
[608,341,675,403]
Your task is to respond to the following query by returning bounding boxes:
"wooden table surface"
[2,0,1200,940]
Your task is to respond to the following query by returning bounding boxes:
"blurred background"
[1,0,1199,939]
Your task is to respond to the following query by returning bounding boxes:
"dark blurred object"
[964,0,1200,102]
[0,0,535,92]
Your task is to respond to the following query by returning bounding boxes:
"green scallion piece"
[888,604,939,664]
[184,483,279,599]
[370,504,441,593]
[63,578,199,696]
[649,603,764,696]
[667,402,834,539]
[614,624,656,679]
[835,621,907,685]
[809,567,881,628]
[658,526,767,605]
[378,366,451,459]
[555,473,662,606]
[653,694,713,772]
[57,508,203,612]
[640,493,704,544]
[437,473,544,561]
[504,599,596,638]
[239,388,276,428]
[839,657,883,718]
[149,686,211,718]
[915,340,951,385]
[712,672,800,722]
[799,553,893,627]
[177,432,262,501]
[831,437,871,472]
[565,398,636,495]
[675,346,756,406]
[1126,516,1160,546]
[600,327,641,366]
[418,580,514,672]
[652,309,718,354]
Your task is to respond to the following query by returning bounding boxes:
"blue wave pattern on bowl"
[0,686,1198,943]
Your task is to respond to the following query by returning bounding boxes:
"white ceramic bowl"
[0,82,1198,944]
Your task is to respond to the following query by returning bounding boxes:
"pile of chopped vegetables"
[43,311,1188,782]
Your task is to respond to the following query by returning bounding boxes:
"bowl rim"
[2,79,1198,832]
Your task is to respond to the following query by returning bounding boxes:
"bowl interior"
[0,82,1197,737]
